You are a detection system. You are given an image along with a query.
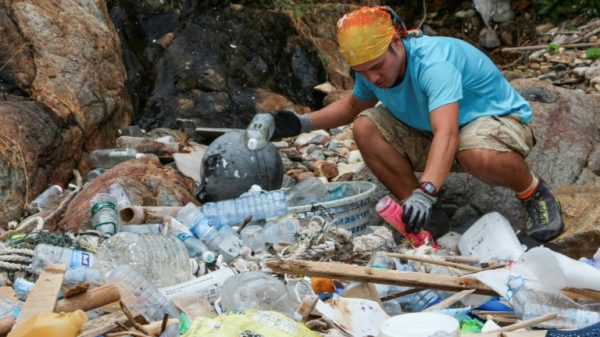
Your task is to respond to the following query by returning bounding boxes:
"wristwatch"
[420,181,437,196]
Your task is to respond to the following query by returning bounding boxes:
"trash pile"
[1,116,600,337]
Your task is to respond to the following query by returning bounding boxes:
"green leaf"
[546,43,560,54]
[585,48,600,60]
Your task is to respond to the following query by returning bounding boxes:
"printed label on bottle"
[175,232,192,242]
[189,218,215,239]
[69,250,94,269]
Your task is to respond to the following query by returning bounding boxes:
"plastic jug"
[8,310,87,337]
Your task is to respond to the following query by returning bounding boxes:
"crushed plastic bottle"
[90,193,120,236]
[243,113,275,150]
[201,190,288,227]
[177,203,245,261]
[106,264,180,322]
[285,176,329,207]
[13,278,34,301]
[30,244,96,274]
[376,196,438,249]
[28,184,63,212]
[89,148,145,169]
[97,232,193,288]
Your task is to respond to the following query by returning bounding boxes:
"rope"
[0,248,34,256]
[0,261,29,272]
[0,255,31,263]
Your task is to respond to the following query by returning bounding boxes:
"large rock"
[56,157,197,232]
[552,185,600,259]
[0,0,132,223]
[444,80,599,229]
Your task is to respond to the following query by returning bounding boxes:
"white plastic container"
[379,312,460,337]
[458,212,525,263]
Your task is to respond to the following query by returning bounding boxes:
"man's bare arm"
[311,93,377,130]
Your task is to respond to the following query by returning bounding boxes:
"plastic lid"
[247,138,258,150]
[379,313,459,337]
[375,195,392,212]
[135,153,146,159]
[202,251,216,264]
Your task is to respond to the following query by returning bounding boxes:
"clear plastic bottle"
[174,232,216,263]
[106,264,180,322]
[410,289,442,312]
[30,244,96,274]
[28,184,64,212]
[284,176,328,207]
[63,267,104,288]
[107,182,132,210]
[89,148,145,169]
[177,203,245,261]
[84,168,105,184]
[96,232,193,288]
[0,298,22,318]
[120,223,163,234]
[243,113,275,150]
[201,190,288,227]
[90,193,120,235]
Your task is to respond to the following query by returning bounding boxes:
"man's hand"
[270,110,312,140]
[402,188,437,233]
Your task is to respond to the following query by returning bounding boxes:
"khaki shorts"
[356,106,536,172]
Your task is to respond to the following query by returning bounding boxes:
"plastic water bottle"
[84,168,105,184]
[0,299,22,318]
[13,278,34,300]
[243,113,275,150]
[201,190,288,227]
[284,176,328,207]
[30,244,96,274]
[107,183,132,210]
[410,289,442,312]
[89,148,145,169]
[63,267,104,288]
[106,264,180,321]
[376,196,437,249]
[28,184,64,212]
[90,193,120,235]
[120,223,163,234]
[174,232,216,263]
[177,203,245,261]
[96,232,193,288]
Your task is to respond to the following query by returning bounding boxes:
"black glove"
[402,188,437,233]
[270,110,312,140]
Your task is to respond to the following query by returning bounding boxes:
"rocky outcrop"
[552,185,600,259]
[0,0,132,223]
[57,157,197,232]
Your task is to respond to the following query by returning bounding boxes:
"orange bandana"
[337,6,397,67]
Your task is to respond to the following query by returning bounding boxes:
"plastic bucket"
[287,181,376,235]
[458,212,525,263]
[379,312,460,337]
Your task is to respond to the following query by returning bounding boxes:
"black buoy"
[195,131,284,202]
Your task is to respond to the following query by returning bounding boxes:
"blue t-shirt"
[353,35,532,132]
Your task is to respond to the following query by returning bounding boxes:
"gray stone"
[479,28,501,49]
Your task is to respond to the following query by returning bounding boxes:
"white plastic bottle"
[107,183,132,210]
[90,193,120,235]
[28,184,64,212]
[174,232,216,263]
[106,264,180,321]
[243,113,275,150]
[96,232,193,288]
[30,244,96,274]
[201,190,288,227]
[89,148,145,169]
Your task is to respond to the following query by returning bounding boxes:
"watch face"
[422,182,436,195]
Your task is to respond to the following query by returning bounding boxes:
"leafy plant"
[546,43,560,55]
[537,0,600,20]
[585,48,600,60]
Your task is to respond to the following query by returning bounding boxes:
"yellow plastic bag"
[182,311,319,337]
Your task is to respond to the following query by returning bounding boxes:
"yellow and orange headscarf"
[337,6,409,67]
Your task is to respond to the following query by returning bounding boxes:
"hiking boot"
[521,179,564,242]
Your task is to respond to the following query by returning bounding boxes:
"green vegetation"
[537,0,600,21]
[546,43,560,55]
[585,48,600,60]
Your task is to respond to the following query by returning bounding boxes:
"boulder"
[56,157,197,232]
[0,0,132,223]
[552,185,600,259]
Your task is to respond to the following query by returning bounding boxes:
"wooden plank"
[16,264,66,325]
[77,311,131,337]
[487,313,558,332]
[55,284,120,313]
[0,287,16,300]
[385,252,483,272]
[463,331,547,337]
[266,259,497,295]
[424,289,476,311]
